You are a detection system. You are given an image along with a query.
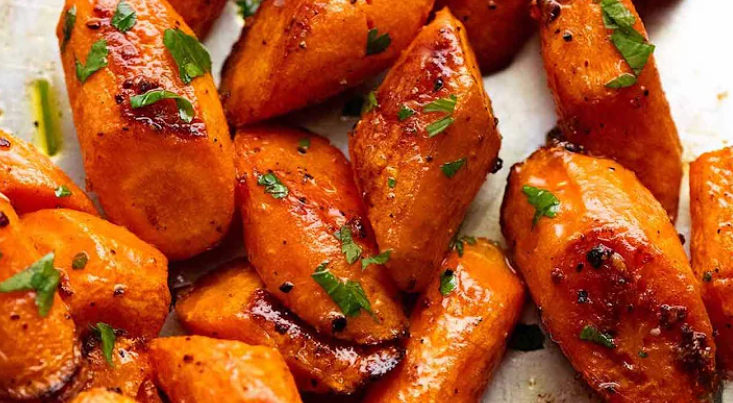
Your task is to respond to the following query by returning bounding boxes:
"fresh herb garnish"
[334,226,363,265]
[55,185,72,198]
[236,0,262,18]
[111,1,137,32]
[439,269,457,296]
[75,39,108,83]
[424,95,457,137]
[164,28,212,84]
[129,89,195,123]
[0,253,59,317]
[256,172,288,199]
[424,95,457,114]
[94,322,116,367]
[509,324,546,351]
[61,6,77,51]
[387,177,396,189]
[638,350,648,358]
[522,185,560,227]
[312,262,374,318]
[297,138,311,153]
[440,158,466,178]
[362,91,378,115]
[361,250,391,271]
[600,0,654,88]
[605,73,637,88]
[72,252,89,270]
[398,105,415,121]
[580,325,616,348]
[366,28,391,55]
[426,116,455,137]
[450,234,476,257]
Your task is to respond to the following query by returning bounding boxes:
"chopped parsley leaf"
[164,28,212,84]
[111,1,137,32]
[424,95,457,114]
[55,185,72,198]
[94,322,116,367]
[426,116,455,137]
[580,325,616,348]
[236,0,262,18]
[522,185,560,227]
[439,269,457,296]
[312,261,374,318]
[334,226,363,265]
[0,253,59,317]
[366,28,391,55]
[129,89,195,123]
[398,104,415,121]
[75,39,108,83]
[361,250,391,271]
[256,172,288,199]
[362,91,378,115]
[440,158,466,178]
[72,252,89,270]
[61,6,77,51]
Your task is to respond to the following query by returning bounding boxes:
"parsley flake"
[424,95,457,114]
[440,158,466,178]
[334,226,363,265]
[398,105,415,121]
[362,91,378,115]
[312,262,374,318]
[55,185,72,198]
[439,269,457,296]
[366,28,391,55]
[72,252,89,270]
[75,39,108,83]
[426,116,455,137]
[94,322,116,367]
[361,250,391,271]
[600,0,655,88]
[450,234,476,257]
[297,138,311,153]
[522,185,560,227]
[605,73,637,89]
[256,172,288,199]
[61,6,77,51]
[236,0,262,18]
[610,29,655,75]
[164,28,212,84]
[111,1,137,33]
[387,177,396,189]
[130,89,195,123]
[580,325,616,348]
[0,253,59,317]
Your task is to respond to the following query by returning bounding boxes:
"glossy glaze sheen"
[501,146,716,402]
[22,209,170,339]
[166,0,227,38]
[57,0,235,260]
[435,0,535,73]
[177,259,405,394]
[71,389,139,403]
[690,147,733,375]
[350,9,501,292]
[0,195,80,401]
[149,336,303,403]
[536,0,682,220]
[220,0,435,127]
[364,240,525,403]
[0,130,97,215]
[234,126,408,345]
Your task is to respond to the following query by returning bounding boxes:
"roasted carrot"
[57,0,235,260]
[0,129,97,215]
[350,8,501,292]
[501,146,716,402]
[234,126,408,345]
[177,259,404,394]
[536,0,682,220]
[364,239,525,402]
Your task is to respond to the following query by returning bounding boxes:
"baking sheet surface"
[1,0,732,401]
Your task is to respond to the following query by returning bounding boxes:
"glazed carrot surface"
[501,146,716,402]
[350,8,502,293]
[691,147,733,375]
[364,239,525,403]
[0,129,97,215]
[234,126,408,345]
[0,195,80,401]
[537,0,682,220]
[177,259,404,394]
[57,0,235,260]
